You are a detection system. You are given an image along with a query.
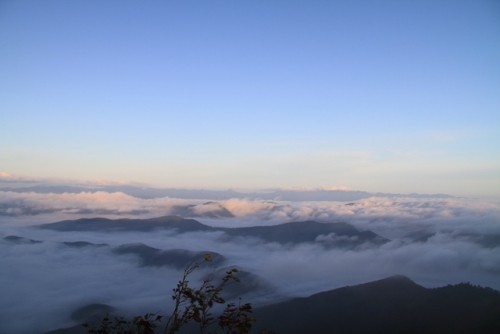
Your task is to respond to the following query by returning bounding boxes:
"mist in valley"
[1,186,500,333]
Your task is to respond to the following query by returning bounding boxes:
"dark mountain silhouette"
[62,241,108,248]
[170,201,234,218]
[45,275,500,334]
[221,220,388,247]
[61,239,225,269]
[404,230,500,249]
[112,243,225,268]
[403,230,436,243]
[254,275,500,333]
[39,215,211,232]
[39,216,388,248]
[3,235,42,244]
[204,266,274,299]
[70,303,116,323]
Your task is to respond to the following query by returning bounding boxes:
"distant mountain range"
[38,215,388,248]
[1,182,453,201]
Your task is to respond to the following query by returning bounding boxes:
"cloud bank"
[1,182,500,333]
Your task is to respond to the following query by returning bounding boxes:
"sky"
[1,0,499,196]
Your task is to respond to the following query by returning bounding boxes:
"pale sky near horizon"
[1,0,499,196]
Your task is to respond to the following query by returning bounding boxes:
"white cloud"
[1,189,500,332]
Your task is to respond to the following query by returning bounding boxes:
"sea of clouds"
[1,184,500,333]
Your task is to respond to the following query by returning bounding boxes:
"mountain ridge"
[1,183,454,201]
[38,215,388,248]
[253,275,500,333]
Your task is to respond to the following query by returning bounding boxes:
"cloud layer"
[1,187,500,333]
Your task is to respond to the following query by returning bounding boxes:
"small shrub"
[86,254,258,334]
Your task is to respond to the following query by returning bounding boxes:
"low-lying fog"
[1,189,500,333]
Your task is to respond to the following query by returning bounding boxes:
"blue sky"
[1,0,499,196]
